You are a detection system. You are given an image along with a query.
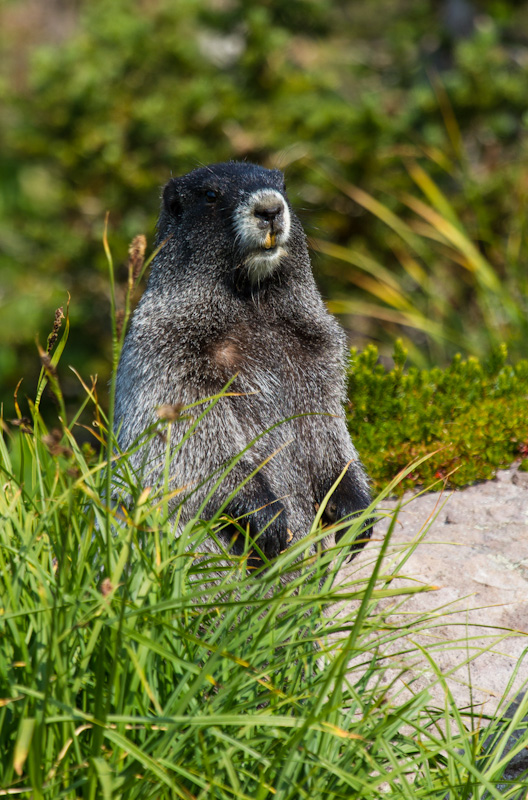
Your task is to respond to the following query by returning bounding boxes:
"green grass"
[1,408,527,799]
[311,149,528,368]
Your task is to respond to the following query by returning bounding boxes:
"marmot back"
[114,162,372,565]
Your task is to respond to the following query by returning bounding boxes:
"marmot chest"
[203,322,336,394]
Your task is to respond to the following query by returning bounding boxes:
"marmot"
[114,162,372,567]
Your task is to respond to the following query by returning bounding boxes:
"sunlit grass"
[1,400,527,798]
[309,154,528,367]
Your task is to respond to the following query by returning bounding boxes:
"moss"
[347,341,528,493]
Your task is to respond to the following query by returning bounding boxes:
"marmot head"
[155,162,308,287]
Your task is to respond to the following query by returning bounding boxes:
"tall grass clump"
[0,236,527,798]
[310,152,528,367]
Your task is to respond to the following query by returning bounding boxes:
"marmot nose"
[253,201,284,230]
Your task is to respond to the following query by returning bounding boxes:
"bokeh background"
[1,0,527,419]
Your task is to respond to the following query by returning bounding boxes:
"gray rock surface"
[341,464,528,786]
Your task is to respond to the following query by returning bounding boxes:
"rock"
[341,463,528,761]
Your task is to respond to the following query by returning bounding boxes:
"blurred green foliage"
[1,0,528,418]
[348,341,528,492]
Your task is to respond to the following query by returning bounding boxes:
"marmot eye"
[205,189,218,203]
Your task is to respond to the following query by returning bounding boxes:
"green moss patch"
[347,341,528,493]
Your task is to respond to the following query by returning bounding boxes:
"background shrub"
[1,0,528,417]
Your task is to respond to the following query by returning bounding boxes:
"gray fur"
[114,162,372,567]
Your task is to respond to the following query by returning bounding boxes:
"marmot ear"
[162,179,183,220]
